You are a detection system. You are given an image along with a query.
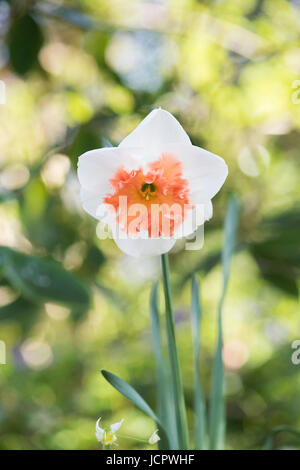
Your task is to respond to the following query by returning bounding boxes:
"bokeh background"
[0,0,299,450]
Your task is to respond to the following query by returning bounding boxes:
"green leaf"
[179,251,221,287]
[263,425,300,450]
[161,253,189,450]
[83,31,110,68]
[249,208,300,297]
[209,195,240,450]
[191,275,207,449]
[101,369,157,421]
[8,14,44,75]
[0,297,39,331]
[95,282,125,310]
[221,196,240,289]
[80,245,106,279]
[0,246,90,314]
[150,284,174,450]
[34,4,96,30]
[101,369,170,447]
[69,125,102,168]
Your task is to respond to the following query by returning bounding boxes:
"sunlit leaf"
[161,253,189,450]
[191,275,207,449]
[209,195,239,450]
[150,283,174,450]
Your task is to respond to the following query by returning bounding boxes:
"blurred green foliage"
[0,0,299,450]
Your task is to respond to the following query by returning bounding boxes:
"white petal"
[114,233,176,257]
[149,429,160,445]
[80,187,102,219]
[80,188,117,226]
[96,417,104,432]
[77,146,143,194]
[78,146,148,222]
[174,201,213,238]
[205,200,213,220]
[95,431,105,442]
[162,143,228,203]
[110,418,124,433]
[119,109,191,155]
[95,418,105,442]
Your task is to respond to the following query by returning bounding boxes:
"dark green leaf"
[0,246,90,312]
[8,14,44,75]
[69,126,102,168]
[0,297,38,325]
[250,208,300,297]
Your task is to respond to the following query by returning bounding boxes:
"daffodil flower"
[148,429,160,445]
[78,109,228,257]
[95,417,124,447]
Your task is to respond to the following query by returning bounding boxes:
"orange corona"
[104,154,191,237]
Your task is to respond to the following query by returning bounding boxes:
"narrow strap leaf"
[150,283,173,449]
[161,253,189,450]
[209,195,240,450]
[101,369,170,447]
[191,275,207,449]
[263,425,300,450]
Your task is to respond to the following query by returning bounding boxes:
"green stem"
[160,253,189,450]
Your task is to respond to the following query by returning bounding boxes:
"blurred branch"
[33,1,161,34]
[34,1,100,31]
[199,12,268,59]
[33,1,268,60]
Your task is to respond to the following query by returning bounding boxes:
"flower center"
[104,153,191,237]
[140,182,157,200]
[104,430,116,445]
